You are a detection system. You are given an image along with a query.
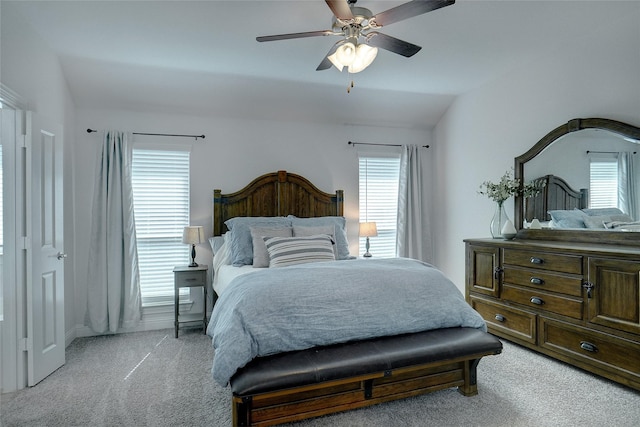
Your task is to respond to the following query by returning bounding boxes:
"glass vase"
[490,202,510,239]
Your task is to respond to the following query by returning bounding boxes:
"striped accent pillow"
[264,235,336,268]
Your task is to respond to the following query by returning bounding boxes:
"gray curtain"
[618,151,638,220]
[396,144,432,262]
[87,130,141,333]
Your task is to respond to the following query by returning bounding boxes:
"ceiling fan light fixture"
[327,52,345,71]
[335,38,357,66]
[348,44,378,73]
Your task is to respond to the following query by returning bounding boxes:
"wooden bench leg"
[458,358,481,396]
[233,396,251,426]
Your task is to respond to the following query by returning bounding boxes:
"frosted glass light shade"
[335,41,357,66]
[348,44,378,73]
[328,52,345,71]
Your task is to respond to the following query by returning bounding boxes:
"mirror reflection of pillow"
[548,210,587,228]
[581,207,624,216]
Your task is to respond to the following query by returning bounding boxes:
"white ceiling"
[6,0,637,128]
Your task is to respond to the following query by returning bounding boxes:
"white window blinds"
[589,156,618,209]
[132,148,190,306]
[358,155,400,258]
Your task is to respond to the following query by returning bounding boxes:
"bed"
[207,170,502,426]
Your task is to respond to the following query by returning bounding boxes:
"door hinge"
[20,337,33,352]
[20,236,31,250]
[20,134,28,148]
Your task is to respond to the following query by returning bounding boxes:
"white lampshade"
[182,226,205,245]
[348,44,378,73]
[359,222,378,238]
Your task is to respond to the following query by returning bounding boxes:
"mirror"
[514,118,640,245]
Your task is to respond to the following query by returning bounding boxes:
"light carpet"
[1,328,638,426]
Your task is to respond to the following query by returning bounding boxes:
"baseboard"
[70,304,213,341]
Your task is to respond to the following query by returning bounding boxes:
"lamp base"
[363,236,372,258]
[189,244,198,267]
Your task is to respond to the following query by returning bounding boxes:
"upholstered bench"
[230,327,503,427]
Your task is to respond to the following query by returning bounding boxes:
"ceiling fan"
[257,0,455,74]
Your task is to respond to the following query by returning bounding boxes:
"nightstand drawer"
[175,270,206,287]
[503,249,582,275]
[470,296,536,344]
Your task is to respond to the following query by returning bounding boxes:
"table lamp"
[182,226,205,267]
[359,222,378,258]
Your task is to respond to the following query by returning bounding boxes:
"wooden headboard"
[524,174,588,222]
[213,170,344,236]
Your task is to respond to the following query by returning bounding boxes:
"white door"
[26,112,65,386]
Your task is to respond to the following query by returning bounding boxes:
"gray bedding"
[207,257,486,386]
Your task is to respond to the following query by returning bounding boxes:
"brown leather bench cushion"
[230,327,502,396]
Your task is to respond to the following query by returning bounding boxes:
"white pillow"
[250,226,292,268]
[264,235,336,268]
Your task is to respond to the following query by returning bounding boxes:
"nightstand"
[174,265,208,338]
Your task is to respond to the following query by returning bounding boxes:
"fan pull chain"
[347,79,354,94]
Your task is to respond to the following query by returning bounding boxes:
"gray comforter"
[207,257,486,386]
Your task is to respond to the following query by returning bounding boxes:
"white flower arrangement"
[478,169,540,205]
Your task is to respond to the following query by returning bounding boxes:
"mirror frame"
[514,117,640,246]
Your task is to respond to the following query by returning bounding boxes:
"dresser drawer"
[503,249,582,275]
[540,317,640,383]
[503,267,583,297]
[502,284,583,320]
[470,296,536,344]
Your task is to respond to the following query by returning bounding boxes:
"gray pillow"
[548,210,587,229]
[224,217,292,266]
[250,226,292,268]
[293,225,337,258]
[288,215,352,260]
[264,235,335,268]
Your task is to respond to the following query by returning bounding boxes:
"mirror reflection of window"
[589,153,618,209]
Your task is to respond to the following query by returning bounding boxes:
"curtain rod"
[87,128,205,141]
[348,141,430,148]
[586,150,636,154]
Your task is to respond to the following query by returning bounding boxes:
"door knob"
[56,252,68,260]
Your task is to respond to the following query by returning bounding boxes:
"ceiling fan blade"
[373,0,455,27]
[367,32,422,57]
[325,0,354,21]
[257,30,334,42]
[316,42,342,71]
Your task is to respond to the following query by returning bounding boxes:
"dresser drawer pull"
[494,314,506,322]
[530,257,544,265]
[580,341,598,353]
[530,297,544,305]
[185,278,197,282]
[530,277,544,285]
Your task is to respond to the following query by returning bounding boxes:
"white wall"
[433,7,640,290]
[72,108,431,331]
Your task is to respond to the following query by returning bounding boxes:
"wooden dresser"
[465,238,640,391]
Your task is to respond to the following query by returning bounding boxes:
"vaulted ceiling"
[6,1,636,128]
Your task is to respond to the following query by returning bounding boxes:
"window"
[589,155,618,209]
[132,148,190,306]
[358,154,400,258]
